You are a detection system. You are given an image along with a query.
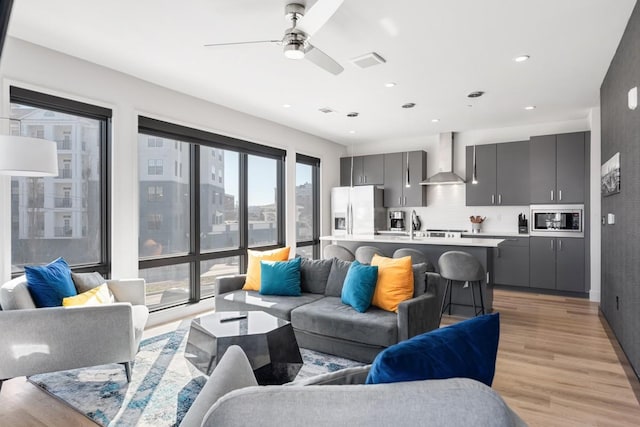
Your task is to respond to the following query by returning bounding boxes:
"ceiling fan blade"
[304,44,343,75]
[297,0,344,37]
[204,39,281,47]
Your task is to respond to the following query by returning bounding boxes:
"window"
[147,137,163,148]
[148,159,163,175]
[147,185,164,201]
[295,154,320,258]
[138,117,284,311]
[10,86,111,275]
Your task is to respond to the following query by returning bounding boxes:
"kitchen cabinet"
[530,236,585,292]
[530,132,585,204]
[339,154,384,186]
[465,141,529,206]
[493,237,529,287]
[383,151,427,207]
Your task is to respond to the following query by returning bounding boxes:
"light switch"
[608,213,616,225]
[629,87,638,110]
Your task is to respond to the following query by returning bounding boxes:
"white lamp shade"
[0,135,58,176]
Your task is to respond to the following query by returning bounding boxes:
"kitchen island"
[320,234,504,317]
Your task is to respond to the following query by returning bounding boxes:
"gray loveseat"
[180,345,527,427]
[215,258,443,363]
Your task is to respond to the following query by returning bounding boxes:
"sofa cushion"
[243,247,290,291]
[62,283,114,306]
[300,258,332,294]
[25,257,77,307]
[412,263,428,297]
[71,271,106,294]
[371,255,414,313]
[291,297,398,347]
[366,313,500,386]
[341,261,378,313]
[260,258,301,296]
[325,258,351,297]
[216,290,324,321]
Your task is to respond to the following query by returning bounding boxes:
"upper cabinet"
[465,141,529,206]
[383,151,427,207]
[339,154,384,186]
[530,132,586,204]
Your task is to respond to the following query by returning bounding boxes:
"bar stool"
[354,246,384,264]
[323,244,355,262]
[392,248,435,272]
[437,251,485,323]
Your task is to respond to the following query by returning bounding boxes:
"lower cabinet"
[493,238,529,287]
[530,237,585,292]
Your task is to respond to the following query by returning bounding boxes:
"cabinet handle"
[364,175,367,183]
[403,196,407,205]
[491,194,495,204]
[498,194,502,205]
[551,190,554,201]
[558,239,562,251]
[559,190,563,201]
[551,239,554,251]
[399,196,402,205]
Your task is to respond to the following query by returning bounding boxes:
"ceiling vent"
[351,52,386,69]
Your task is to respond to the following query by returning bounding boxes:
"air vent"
[318,107,335,114]
[351,52,386,69]
[346,112,359,117]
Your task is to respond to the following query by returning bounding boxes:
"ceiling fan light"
[284,43,305,59]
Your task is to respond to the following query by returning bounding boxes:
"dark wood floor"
[1,289,639,426]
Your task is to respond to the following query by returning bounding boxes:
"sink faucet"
[409,210,415,240]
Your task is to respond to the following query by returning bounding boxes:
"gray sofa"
[180,345,527,427]
[215,258,444,363]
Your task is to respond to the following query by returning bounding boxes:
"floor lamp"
[0,134,58,176]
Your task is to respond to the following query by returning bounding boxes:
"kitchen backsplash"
[387,185,529,233]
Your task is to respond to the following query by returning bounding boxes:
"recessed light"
[348,130,356,134]
[402,103,416,109]
[514,55,530,63]
[467,91,485,98]
[347,112,359,117]
[282,104,291,108]
[385,82,397,88]
[524,105,536,110]
[431,118,440,123]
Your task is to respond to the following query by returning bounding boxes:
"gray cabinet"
[466,141,529,206]
[530,132,585,203]
[340,155,384,186]
[530,237,585,292]
[493,237,530,287]
[384,151,427,207]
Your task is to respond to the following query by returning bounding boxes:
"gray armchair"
[0,275,149,390]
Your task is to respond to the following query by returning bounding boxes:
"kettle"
[411,210,421,231]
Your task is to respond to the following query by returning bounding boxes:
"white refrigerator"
[331,186,386,235]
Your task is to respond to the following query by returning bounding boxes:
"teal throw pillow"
[341,260,378,313]
[366,313,500,386]
[260,257,302,296]
[25,257,77,307]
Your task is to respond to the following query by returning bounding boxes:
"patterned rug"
[28,320,363,426]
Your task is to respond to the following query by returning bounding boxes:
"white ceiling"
[7,0,637,146]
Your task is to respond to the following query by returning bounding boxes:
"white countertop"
[320,235,504,248]
[461,231,529,238]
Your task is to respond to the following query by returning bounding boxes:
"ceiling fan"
[204,0,344,75]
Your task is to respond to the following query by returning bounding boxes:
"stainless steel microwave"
[530,205,584,237]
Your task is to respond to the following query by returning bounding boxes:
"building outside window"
[295,154,320,259]
[148,159,163,175]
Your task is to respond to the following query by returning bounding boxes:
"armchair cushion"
[25,257,77,307]
[62,283,114,306]
[71,271,107,293]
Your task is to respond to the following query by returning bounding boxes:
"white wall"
[588,107,602,302]
[0,37,346,282]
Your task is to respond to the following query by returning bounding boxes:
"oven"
[530,205,584,237]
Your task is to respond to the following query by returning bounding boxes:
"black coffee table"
[184,310,303,385]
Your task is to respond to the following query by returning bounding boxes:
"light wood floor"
[1,289,639,426]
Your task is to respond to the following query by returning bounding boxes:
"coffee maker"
[389,211,406,231]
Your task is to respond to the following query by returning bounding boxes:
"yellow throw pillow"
[242,247,291,291]
[62,283,113,307]
[371,254,414,312]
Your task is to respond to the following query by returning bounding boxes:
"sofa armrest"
[0,303,135,379]
[107,278,146,306]
[215,275,247,296]
[397,290,440,342]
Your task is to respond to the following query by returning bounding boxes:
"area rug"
[28,320,364,427]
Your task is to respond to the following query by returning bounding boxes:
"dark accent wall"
[600,1,640,378]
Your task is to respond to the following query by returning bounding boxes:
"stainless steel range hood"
[421,132,465,185]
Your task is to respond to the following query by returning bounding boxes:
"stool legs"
[478,281,485,315]
[439,279,452,325]
[469,280,478,316]
[440,280,486,320]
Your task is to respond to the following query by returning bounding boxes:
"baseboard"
[589,289,601,302]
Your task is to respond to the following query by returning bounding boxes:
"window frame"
[137,116,286,310]
[9,86,112,277]
[295,153,320,259]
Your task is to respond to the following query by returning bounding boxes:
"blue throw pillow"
[341,260,378,313]
[260,257,302,296]
[366,312,500,386]
[25,257,77,307]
